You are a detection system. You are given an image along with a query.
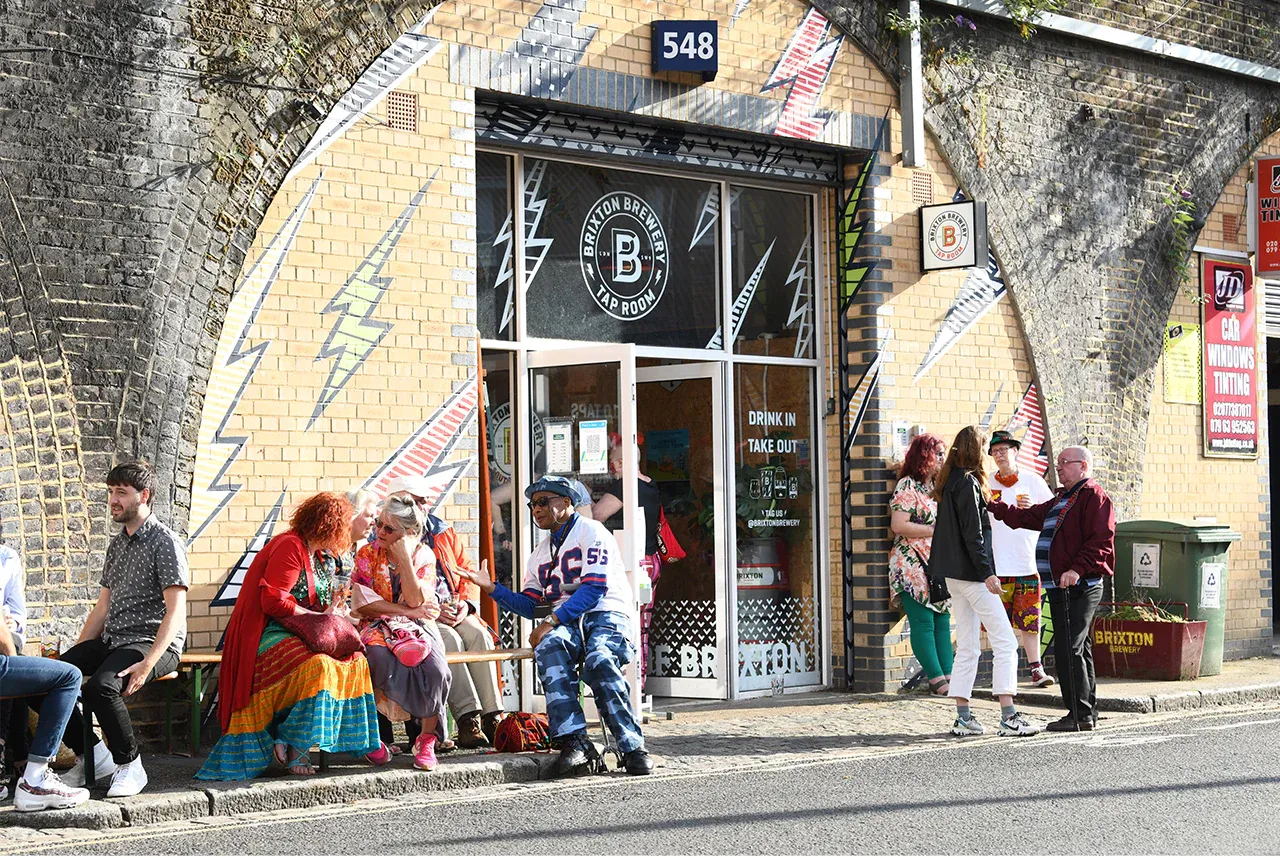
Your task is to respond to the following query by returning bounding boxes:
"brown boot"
[455,711,490,749]
[481,711,505,745]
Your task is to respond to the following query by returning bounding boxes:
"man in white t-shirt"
[987,430,1056,688]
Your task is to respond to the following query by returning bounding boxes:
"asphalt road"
[24,706,1280,855]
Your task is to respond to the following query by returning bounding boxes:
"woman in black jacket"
[931,426,1039,738]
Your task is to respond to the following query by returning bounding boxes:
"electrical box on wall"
[651,20,719,81]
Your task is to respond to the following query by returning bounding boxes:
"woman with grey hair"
[350,496,452,770]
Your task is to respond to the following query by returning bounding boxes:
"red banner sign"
[1259,156,1280,274]
[1201,257,1258,458]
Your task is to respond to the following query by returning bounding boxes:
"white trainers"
[950,714,986,736]
[106,757,148,798]
[998,711,1043,737]
[14,772,90,812]
[63,742,117,787]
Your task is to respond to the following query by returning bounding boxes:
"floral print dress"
[888,476,948,613]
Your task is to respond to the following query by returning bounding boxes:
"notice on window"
[1132,543,1161,588]
[578,420,609,475]
[1200,562,1225,610]
[1163,322,1200,405]
[546,420,574,474]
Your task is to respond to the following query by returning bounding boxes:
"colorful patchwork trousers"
[534,610,644,754]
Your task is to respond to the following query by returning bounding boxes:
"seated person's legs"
[0,655,90,811]
[437,623,485,747]
[534,623,587,742]
[580,612,649,774]
[455,615,502,722]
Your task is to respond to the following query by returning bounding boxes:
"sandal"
[286,746,316,776]
[927,677,951,696]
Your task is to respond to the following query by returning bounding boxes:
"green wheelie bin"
[1113,519,1241,675]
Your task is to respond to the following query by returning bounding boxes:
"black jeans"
[1047,583,1103,723]
[377,713,422,748]
[58,639,180,765]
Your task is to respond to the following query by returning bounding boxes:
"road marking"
[1193,718,1280,731]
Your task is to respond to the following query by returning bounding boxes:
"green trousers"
[901,596,954,681]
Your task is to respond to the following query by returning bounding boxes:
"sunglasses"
[375,521,399,533]
[527,496,561,510]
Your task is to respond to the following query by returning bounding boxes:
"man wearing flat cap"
[459,475,653,777]
[986,430,1056,688]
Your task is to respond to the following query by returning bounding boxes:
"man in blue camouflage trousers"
[461,475,653,776]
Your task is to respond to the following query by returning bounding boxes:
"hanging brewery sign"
[1201,256,1259,459]
[920,200,988,272]
[1256,156,1280,274]
[580,191,670,321]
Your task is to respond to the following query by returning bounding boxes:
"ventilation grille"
[1223,213,1239,241]
[911,171,933,207]
[386,90,418,132]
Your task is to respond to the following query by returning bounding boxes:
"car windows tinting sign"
[1201,256,1259,458]
[1257,156,1280,274]
[919,200,987,271]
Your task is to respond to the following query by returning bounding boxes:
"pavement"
[3,653,1279,841]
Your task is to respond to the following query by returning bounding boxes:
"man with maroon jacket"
[988,446,1115,731]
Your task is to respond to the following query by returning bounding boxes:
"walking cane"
[1060,582,1080,732]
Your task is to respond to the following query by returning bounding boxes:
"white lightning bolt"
[309,172,436,430]
[188,174,322,545]
[762,8,844,141]
[706,240,775,350]
[523,160,553,289]
[729,0,752,29]
[979,382,1006,430]
[688,187,720,252]
[209,492,286,607]
[493,209,515,333]
[784,228,814,358]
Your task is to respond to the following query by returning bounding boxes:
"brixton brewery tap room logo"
[1213,266,1246,312]
[580,191,669,321]
[927,209,970,263]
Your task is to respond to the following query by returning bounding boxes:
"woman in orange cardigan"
[197,493,387,779]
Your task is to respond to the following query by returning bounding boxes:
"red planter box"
[1091,615,1207,681]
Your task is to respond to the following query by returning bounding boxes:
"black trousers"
[58,639,180,765]
[377,713,422,747]
[1047,583,1103,723]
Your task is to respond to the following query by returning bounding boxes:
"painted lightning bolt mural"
[729,0,752,29]
[188,174,322,545]
[493,0,598,100]
[843,330,891,457]
[493,209,516,334]
[285,14,443,183]
[914,193,1007,381]
[784,229,814,358]
[522,160,554,291]
[979,381,1006,430]
[688,188,720,251]
[309,172,436,430]
[364,375,480,509]
[210,493,286,608]
[761,8,844,141]
[706,240,775,350]
[1007,383,1050,477]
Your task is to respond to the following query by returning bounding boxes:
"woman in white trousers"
[928,426,1040,738]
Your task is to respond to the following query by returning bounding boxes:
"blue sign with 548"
[651,20,718,80]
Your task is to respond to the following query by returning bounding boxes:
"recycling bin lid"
[1117,518,1242,543]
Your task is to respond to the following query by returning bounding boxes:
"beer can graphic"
[749,478,761,499]
[773,467,788,499]
[789,477,799,499]
[760,471,773,497]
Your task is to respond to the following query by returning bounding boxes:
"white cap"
[384,474,433,501]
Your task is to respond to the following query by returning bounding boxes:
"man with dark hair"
[57,459,189,797]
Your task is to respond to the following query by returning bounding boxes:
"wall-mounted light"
[1079,104,1096,121]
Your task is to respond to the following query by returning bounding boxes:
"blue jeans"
[534,611,644,754]
[0,655,81,762]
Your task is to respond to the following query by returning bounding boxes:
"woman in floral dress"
[888,433,953,695]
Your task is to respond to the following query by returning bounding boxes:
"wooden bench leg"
[190,665,204,757]
[318,750,328,772]
[82,701,95,789]
[164,681,174,755]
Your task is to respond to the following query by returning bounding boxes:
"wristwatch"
[544,613,560,628]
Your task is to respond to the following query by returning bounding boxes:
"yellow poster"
[1164,322,1201,405]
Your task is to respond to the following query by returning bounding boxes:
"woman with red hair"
[198,492,385,780]
[888,433,953,695]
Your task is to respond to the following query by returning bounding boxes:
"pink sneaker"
[364,741,392,766]
[413,733,438,771]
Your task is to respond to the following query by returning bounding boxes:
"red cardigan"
[987,478,1116,586]
[218,531,314,731]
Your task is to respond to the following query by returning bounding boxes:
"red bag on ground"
[656,507,686,562]
[493,712,551,752]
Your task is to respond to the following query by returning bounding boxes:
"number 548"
[662,29,715,60]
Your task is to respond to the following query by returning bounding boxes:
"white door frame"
[635,362,729,699]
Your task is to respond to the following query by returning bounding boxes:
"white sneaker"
[14,772,90,812]
[950,714,986,736]
[1030,665,1056,688]
[63,743,117,787]
[998,711,1042,736]
[106,757,147,798]
[1,783,7,802]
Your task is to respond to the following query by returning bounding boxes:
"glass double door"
[525,347,729,699]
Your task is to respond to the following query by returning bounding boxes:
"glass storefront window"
[523,159,722,349]
[482,348,522,708]
[729,187,816,359]
[733,363,820,691]
[477,152,515,340]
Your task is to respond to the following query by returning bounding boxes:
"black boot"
[552,733,603,778]
[620,747,654,775]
